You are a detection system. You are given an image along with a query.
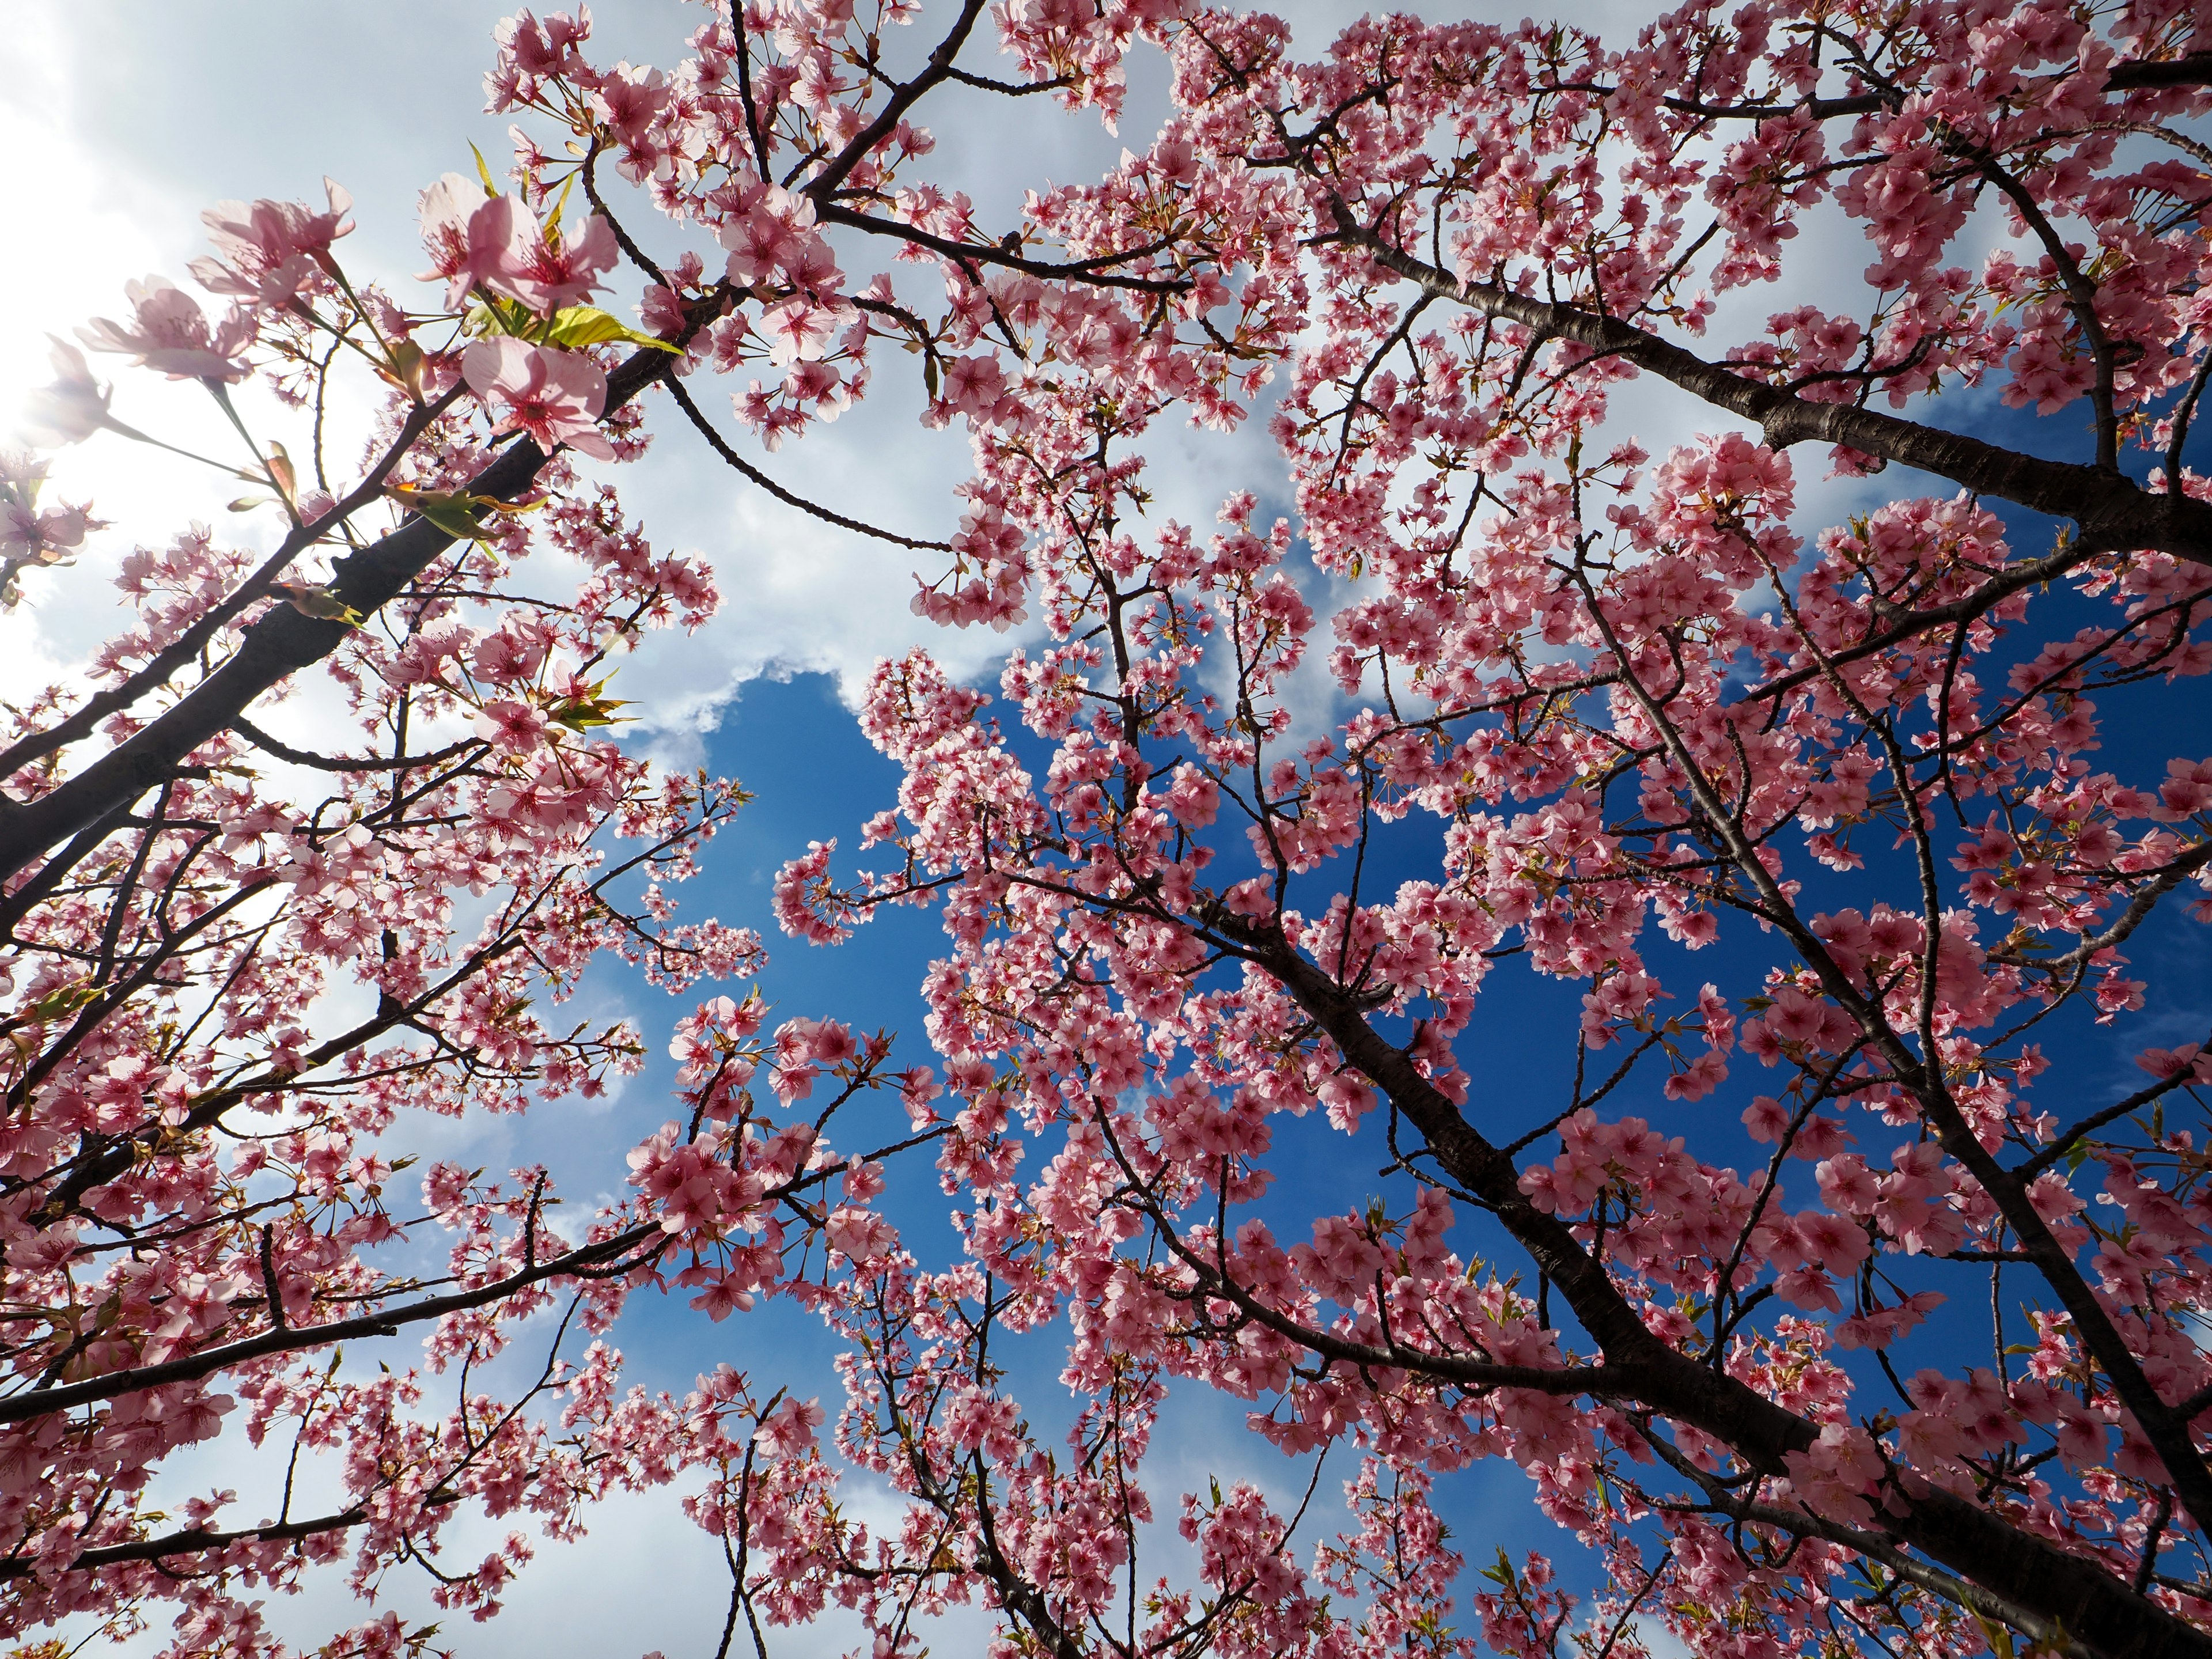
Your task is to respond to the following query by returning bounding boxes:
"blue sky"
[7,3,2212,1655]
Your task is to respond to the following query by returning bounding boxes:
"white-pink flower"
[18,339,113,449]
[418,174,501,307]
[78,277,256,383]
[459,338,611,460]
[485,200,619,315]
[418,178,616,315]
[758,296,849,366]
[472,698,549,755]
[824,1206,896,1266]
[752,1396,824,1459]
[191,177,354,305]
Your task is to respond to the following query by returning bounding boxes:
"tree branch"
[0,329,699,887]
[1341,220,2212,567]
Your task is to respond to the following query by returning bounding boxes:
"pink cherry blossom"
[18,339,115,448]
[460,336,612,459]
[419,180,617,316]
[482,196,619,315]
[77,276,255,382]
[190,176,354,304]
[416,171,502,305]
[18,7,2212,1658]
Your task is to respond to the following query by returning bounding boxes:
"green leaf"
[30,983,101,1022]
[1971,1612,2016,1659]
[545,172,575,243]
[463,296,539,339]
[270,582,366,627]
[469,141,502,199]
[542,305,681,353]
[549,679,632,733]
[388,484,544,546]
[391,487,491,543]
[384,339,429,398]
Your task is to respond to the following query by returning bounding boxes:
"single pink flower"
[759,295,846,366]
[472,697,549,755]
[190,177,353,305]
[460,337,611,459]
[752,1395,824,1459]
[77,276,255,383]
[18,339,113,449]
[490,204,619,315]
[418,179,615,315]
[417,173,501,307]
[589,61,671,147]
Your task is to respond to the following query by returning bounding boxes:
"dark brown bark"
[0,1505,377,1581]
[0,342,685,888]
[1659,50,2212,123]
[1349,232,2212,569]
[0,1222,659,1428]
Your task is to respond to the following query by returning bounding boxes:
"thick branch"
[1346,226,2212,567]
[1215,915,2212,1659]
[1647,50,2212,123]
[0,339,689,887]
[0,1502,378,1581]
[0,388,464,788]
[0,1222,659,1427]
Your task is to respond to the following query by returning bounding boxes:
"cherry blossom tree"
[12,2,2212,1658]
[0,59,937,1659]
